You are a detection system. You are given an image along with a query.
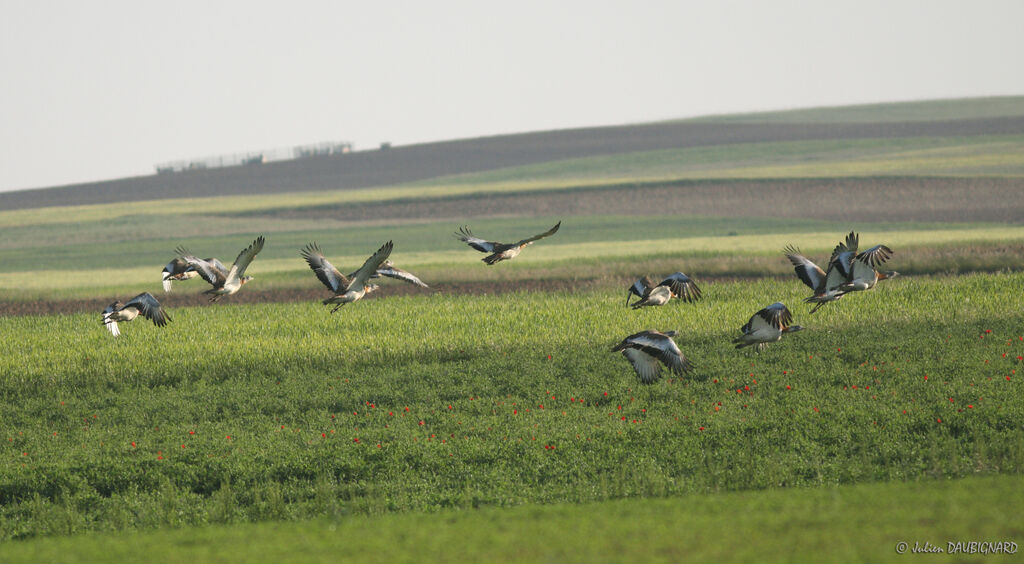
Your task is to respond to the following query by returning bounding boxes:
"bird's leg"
[330,303,345,314]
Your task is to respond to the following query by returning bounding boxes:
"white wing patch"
[622,348,662,384]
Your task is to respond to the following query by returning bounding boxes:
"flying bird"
[785,231,858,313]
[611,330,694,384]
[629,280,674,310]
[454,221,561,264]
[102,292,171,337]
[839,244,898,293]
[181,236,265,301]
[161,247,227,292]
[302,240,394,312]
[627,272,702,308]
[732,302,804,351]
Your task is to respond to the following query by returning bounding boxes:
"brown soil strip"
[0,279,606,317]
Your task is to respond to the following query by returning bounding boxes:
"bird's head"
[240,275,254,285]
[364,284,380,295]
[879,270,900,280]
[783,325,805,334]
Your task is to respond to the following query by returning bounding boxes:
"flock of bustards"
[102,225,897,384]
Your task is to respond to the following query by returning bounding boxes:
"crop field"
[2,98,1024,561]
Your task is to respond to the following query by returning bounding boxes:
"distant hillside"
[683,96,1024,123]
[3,97,1024,211]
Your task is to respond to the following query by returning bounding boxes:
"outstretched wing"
[301,242,349,293]
[783,246,825,291]
[349,241,395,291]
[454,227,499,253]
[374,260,428,288]
[827,234,858,280]
[856,245,893,268]
[514,221,561,246]
[181,255,227,287]
[658,272,702,302]
[206,258,229,275]
[225,236,265,285]
[124,292,171,327]
[612,330,692,383]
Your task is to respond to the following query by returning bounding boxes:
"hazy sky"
[2,0,1023,192]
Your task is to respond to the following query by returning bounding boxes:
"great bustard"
[102,292,171,337]
[161,247,227,292]
[611,330,694,384]
[181,236,265,301]
[627,272,702,308]
[785,231,858,314]
[839,244,899,293]
[732,302,804,351]
[454,221,561,264]
[301,241,394,313]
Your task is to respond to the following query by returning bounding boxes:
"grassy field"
[2,98,1024,559]
[3,475,1022,563]
[1,274,1023,543]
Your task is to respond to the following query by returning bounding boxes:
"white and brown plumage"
[161,248,227,292]
[182,236,265,301]
[785,231,858,314]
[839,244,898,293]
[455,221,561,265]
[302,240,394,312]
[732,302,804,351]
[102,292,171,337]
[627,272,702,308]
[629,279,674,309]
[611,330,694,384]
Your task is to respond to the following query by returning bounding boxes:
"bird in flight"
[784,231,858,314]
[102,292,171,337]
[627,272,702,308]
[181,236,265,301]
[612,329,694,384]
[732,302,804,351]
[839,244,898,293]
[454,221,561,264]
[302,240,394,312]
[161,247,226,292]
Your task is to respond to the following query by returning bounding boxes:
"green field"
[1,98,1023,560]
[4,476,1022,563]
